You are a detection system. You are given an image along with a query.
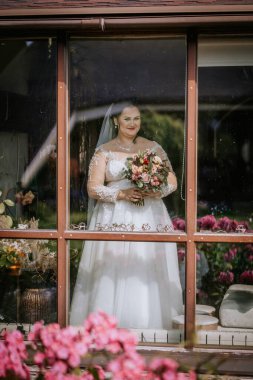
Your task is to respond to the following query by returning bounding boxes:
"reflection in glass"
[69,240,185,344]
[198,38,253,233]
[0,39,57,229]
[69,38,186,231]
[0,238,57,331]
[196,242,253,347]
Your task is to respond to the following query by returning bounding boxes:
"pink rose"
[141,173,150,183]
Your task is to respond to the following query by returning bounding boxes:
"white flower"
[18,223,29,230]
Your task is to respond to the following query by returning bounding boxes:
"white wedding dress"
[70,138,183,329]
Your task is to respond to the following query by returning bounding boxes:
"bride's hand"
[140,190,161,198]
[117,188,143,203]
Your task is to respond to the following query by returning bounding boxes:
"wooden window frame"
[0,7,253,375]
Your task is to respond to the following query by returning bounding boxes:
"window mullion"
[57,33,68,327]
[185,32,198,347]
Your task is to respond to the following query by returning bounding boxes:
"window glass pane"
[196,242,253,347]
[197,37,253,233]
[69,240,185,344]
[0,39,57,230]
[0,238,57,332]
[69,38,186,233]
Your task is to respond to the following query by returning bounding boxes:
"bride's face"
[115,106,141,140]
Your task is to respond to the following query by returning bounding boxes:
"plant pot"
[20,287,56,324]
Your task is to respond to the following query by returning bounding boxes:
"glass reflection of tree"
[141,110,185,218]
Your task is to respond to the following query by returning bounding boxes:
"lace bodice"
[87,138,177,203]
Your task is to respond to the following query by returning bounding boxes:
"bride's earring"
[114,124,119,129]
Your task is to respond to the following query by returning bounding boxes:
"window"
[0,32,253,352]
[196,36,253,347]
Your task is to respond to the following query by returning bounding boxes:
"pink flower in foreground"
[84,310,137,354]
[28,321,90,376]
[149,358,196,380]
[107,351,145,380]
[0,330,30,380]
[2,310,196,380]
[218,271,234,285]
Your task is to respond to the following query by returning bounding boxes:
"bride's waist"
[106,179,132,190]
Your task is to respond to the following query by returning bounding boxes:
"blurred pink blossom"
[0,330,30,380]
[1,310,196,379]
[149,358,196,380]
[107,351,145,380]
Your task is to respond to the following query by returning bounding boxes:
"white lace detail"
[87,138,177,204]
[92,185,120,203]
[95,222,175,232]
[160,183,177,198]
[88,147,121,203]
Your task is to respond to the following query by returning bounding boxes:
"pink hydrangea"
[218,271,234,285]
[0,330,30,380]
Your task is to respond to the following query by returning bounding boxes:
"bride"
[70,102,183,329]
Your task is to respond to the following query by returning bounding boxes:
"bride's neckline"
[114,137,137,152]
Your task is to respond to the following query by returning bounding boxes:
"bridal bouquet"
[124,149,170,205]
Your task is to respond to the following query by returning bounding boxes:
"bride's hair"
[111,100,140,118]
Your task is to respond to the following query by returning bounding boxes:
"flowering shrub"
[0,311,196,380]
[173,215,253,307]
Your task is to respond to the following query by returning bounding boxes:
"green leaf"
[0,202,5,214]
[0,190,2,197]
[4,199,15,207]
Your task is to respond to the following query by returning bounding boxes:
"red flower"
[239,270,253,284]
[224,248,237,262]
[172,218,186,232]
[218,271,234,285]
[197,215,216,230]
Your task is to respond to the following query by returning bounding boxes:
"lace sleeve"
[153,142,177,198]
[87,148,120,203]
